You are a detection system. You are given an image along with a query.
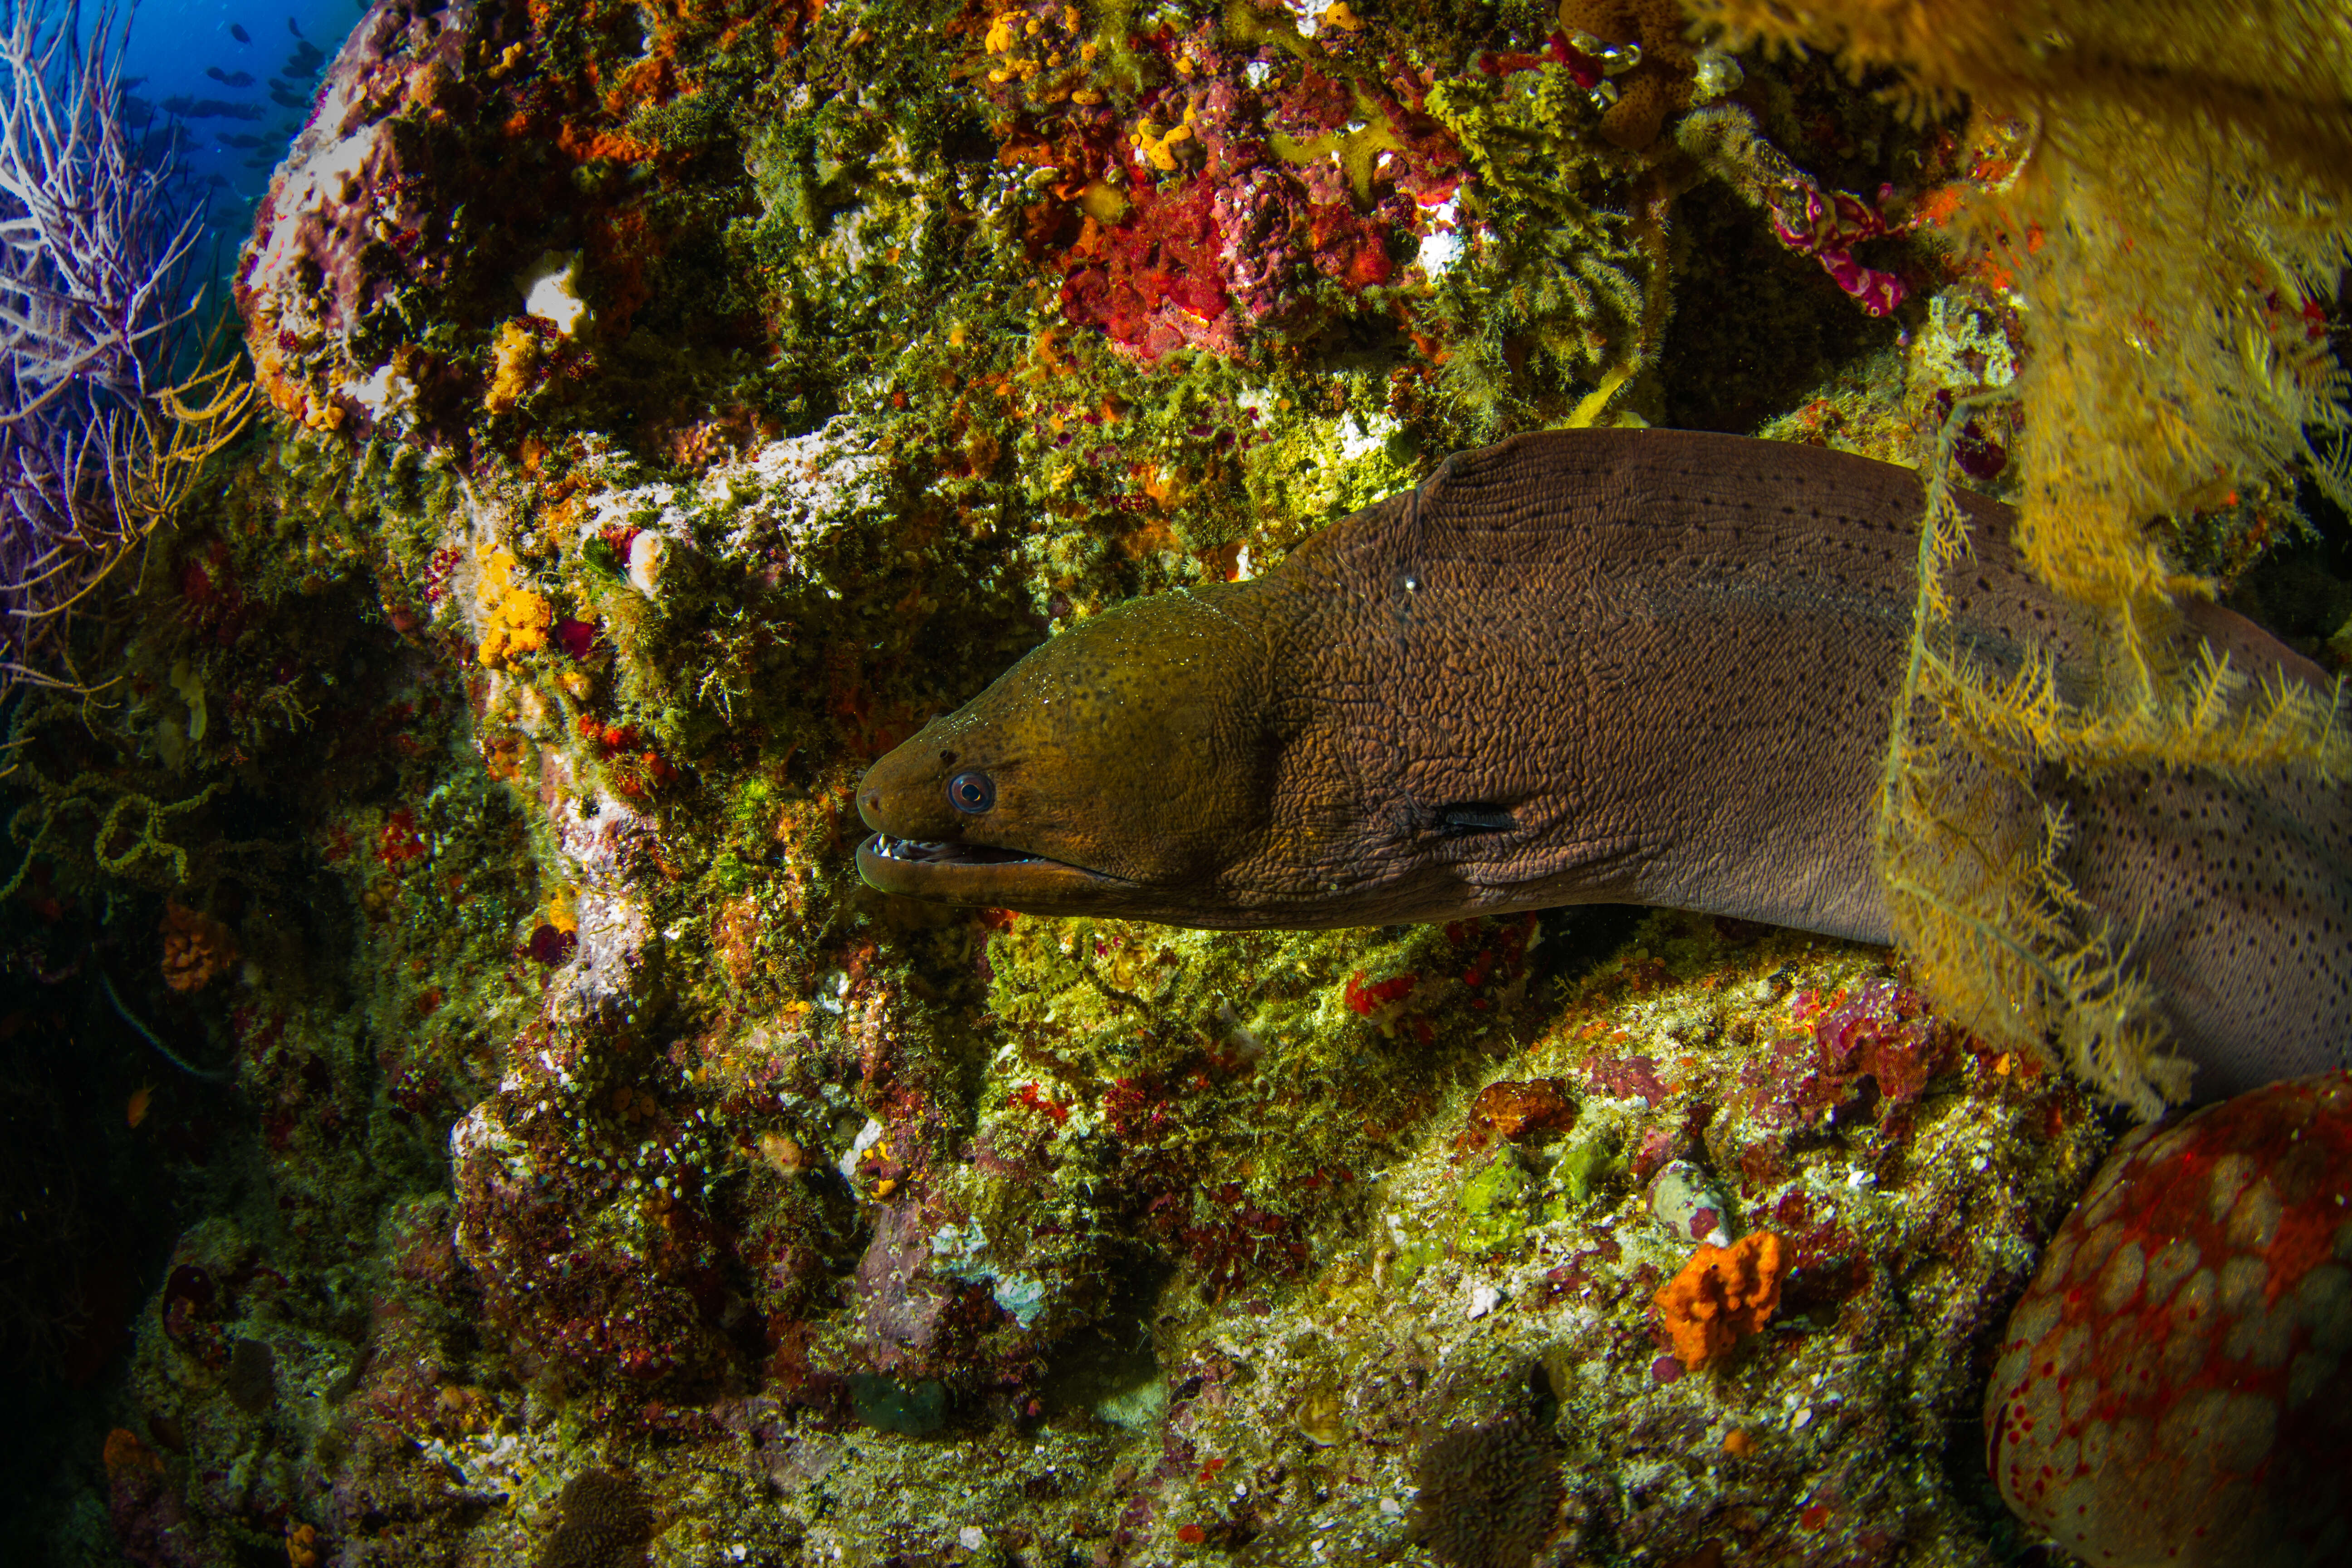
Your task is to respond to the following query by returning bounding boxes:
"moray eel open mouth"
[862,833,1039,868]
[854,830,1129,907]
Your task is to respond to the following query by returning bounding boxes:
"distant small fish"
[205,67,255,88]
[228,21,250,43]
[220,132,268,148]
[126,1083,154,1128]
[162,95,265,121]
[286,16,304,39]
[269,86,306,110]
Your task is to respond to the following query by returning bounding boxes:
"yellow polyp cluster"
[980,0,1093,103]
[1132,103,1197,171]
[541,884,579,935]
[475,548,553,666]
[250,341,342,432]
[483,319,541,415]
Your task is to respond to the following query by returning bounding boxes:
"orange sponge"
[1653,1231,1785,1367]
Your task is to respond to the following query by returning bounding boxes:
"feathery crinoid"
[1875,436,2189,1117]
[1685,0,2352,1109]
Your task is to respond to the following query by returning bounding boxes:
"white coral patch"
[1337,411,1400,463]
[520,250,588,336]
[627,530,666,600]
[1417,198,1463,277]
[347,361,418,429]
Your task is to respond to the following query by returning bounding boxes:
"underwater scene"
[4,0,2350,1563]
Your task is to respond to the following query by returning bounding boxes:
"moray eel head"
[857,588,1278,917]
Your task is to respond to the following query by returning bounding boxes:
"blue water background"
[112,0,367,293]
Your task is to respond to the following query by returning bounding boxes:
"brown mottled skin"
[857,430,2352,1098]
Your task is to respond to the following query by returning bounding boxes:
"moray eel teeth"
[853,830,1128,907]
[863,833,1041,867]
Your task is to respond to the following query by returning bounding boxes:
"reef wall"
[9,0,2345,1563]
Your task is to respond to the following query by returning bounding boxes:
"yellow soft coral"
[1132,103,1196,172]
[1687,0,2352,1114]
[484,319,541,415]
[1684,0,2352,615]
[475,548,553,666]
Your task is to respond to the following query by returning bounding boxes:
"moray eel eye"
[946,770,995,814]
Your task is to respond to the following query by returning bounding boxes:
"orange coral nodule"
[103,1427,162,1475]
[160,901,238,994]
[1652,1231,1785,1368]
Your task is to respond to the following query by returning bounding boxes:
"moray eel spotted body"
[857,429,2352,1099]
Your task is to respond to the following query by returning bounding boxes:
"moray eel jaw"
[855,829,1131,908]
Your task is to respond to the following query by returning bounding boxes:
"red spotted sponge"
[1986,1070,2352,1565]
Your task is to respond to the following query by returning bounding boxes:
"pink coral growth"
[1044,49,1457,362]
[1806,980,1948,1104]
[1764,181,1906,317]
[1735,979,1954,1141]
[1474,31,1612,91]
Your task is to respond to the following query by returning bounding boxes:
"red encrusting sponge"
[1987,1070,2352,1564]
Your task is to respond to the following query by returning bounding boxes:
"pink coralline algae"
[1737,980,1955,1137]
[1986,1070,2352,1566]
[237,0,475,379]
[1767,181,1906,318]
[1029,55,1457,362]
[1475,31,1617,92]
[853,1202,969,1373]
[1679,102,1911,319]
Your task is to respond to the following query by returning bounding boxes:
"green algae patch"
[1557,1126,1623,1203]
[1455,1152,1533,1257]
[972,910,1546,1311]
[849,1373,950,1436]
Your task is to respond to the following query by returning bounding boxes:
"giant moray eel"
[857,429,2352,1100]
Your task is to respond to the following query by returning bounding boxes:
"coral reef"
[8,0,2343,1563]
